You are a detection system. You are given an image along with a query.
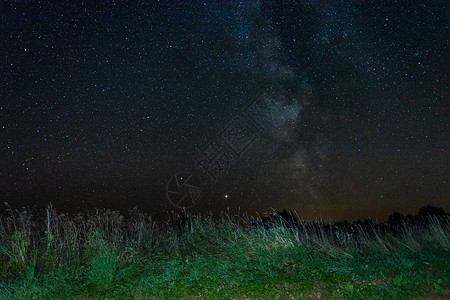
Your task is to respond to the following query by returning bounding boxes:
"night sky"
[1,0,449,222]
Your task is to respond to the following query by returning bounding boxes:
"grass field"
[0,205,449,299]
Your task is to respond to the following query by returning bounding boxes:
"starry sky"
[1,0,449,222]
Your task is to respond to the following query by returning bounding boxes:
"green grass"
[0,205,449,299]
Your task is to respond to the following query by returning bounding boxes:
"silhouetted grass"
[0,204,449,299]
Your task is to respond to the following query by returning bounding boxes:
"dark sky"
[1,0,449,222]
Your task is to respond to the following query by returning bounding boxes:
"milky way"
[1,1,449,221]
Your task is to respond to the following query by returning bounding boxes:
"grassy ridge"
[0,205,449,299]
